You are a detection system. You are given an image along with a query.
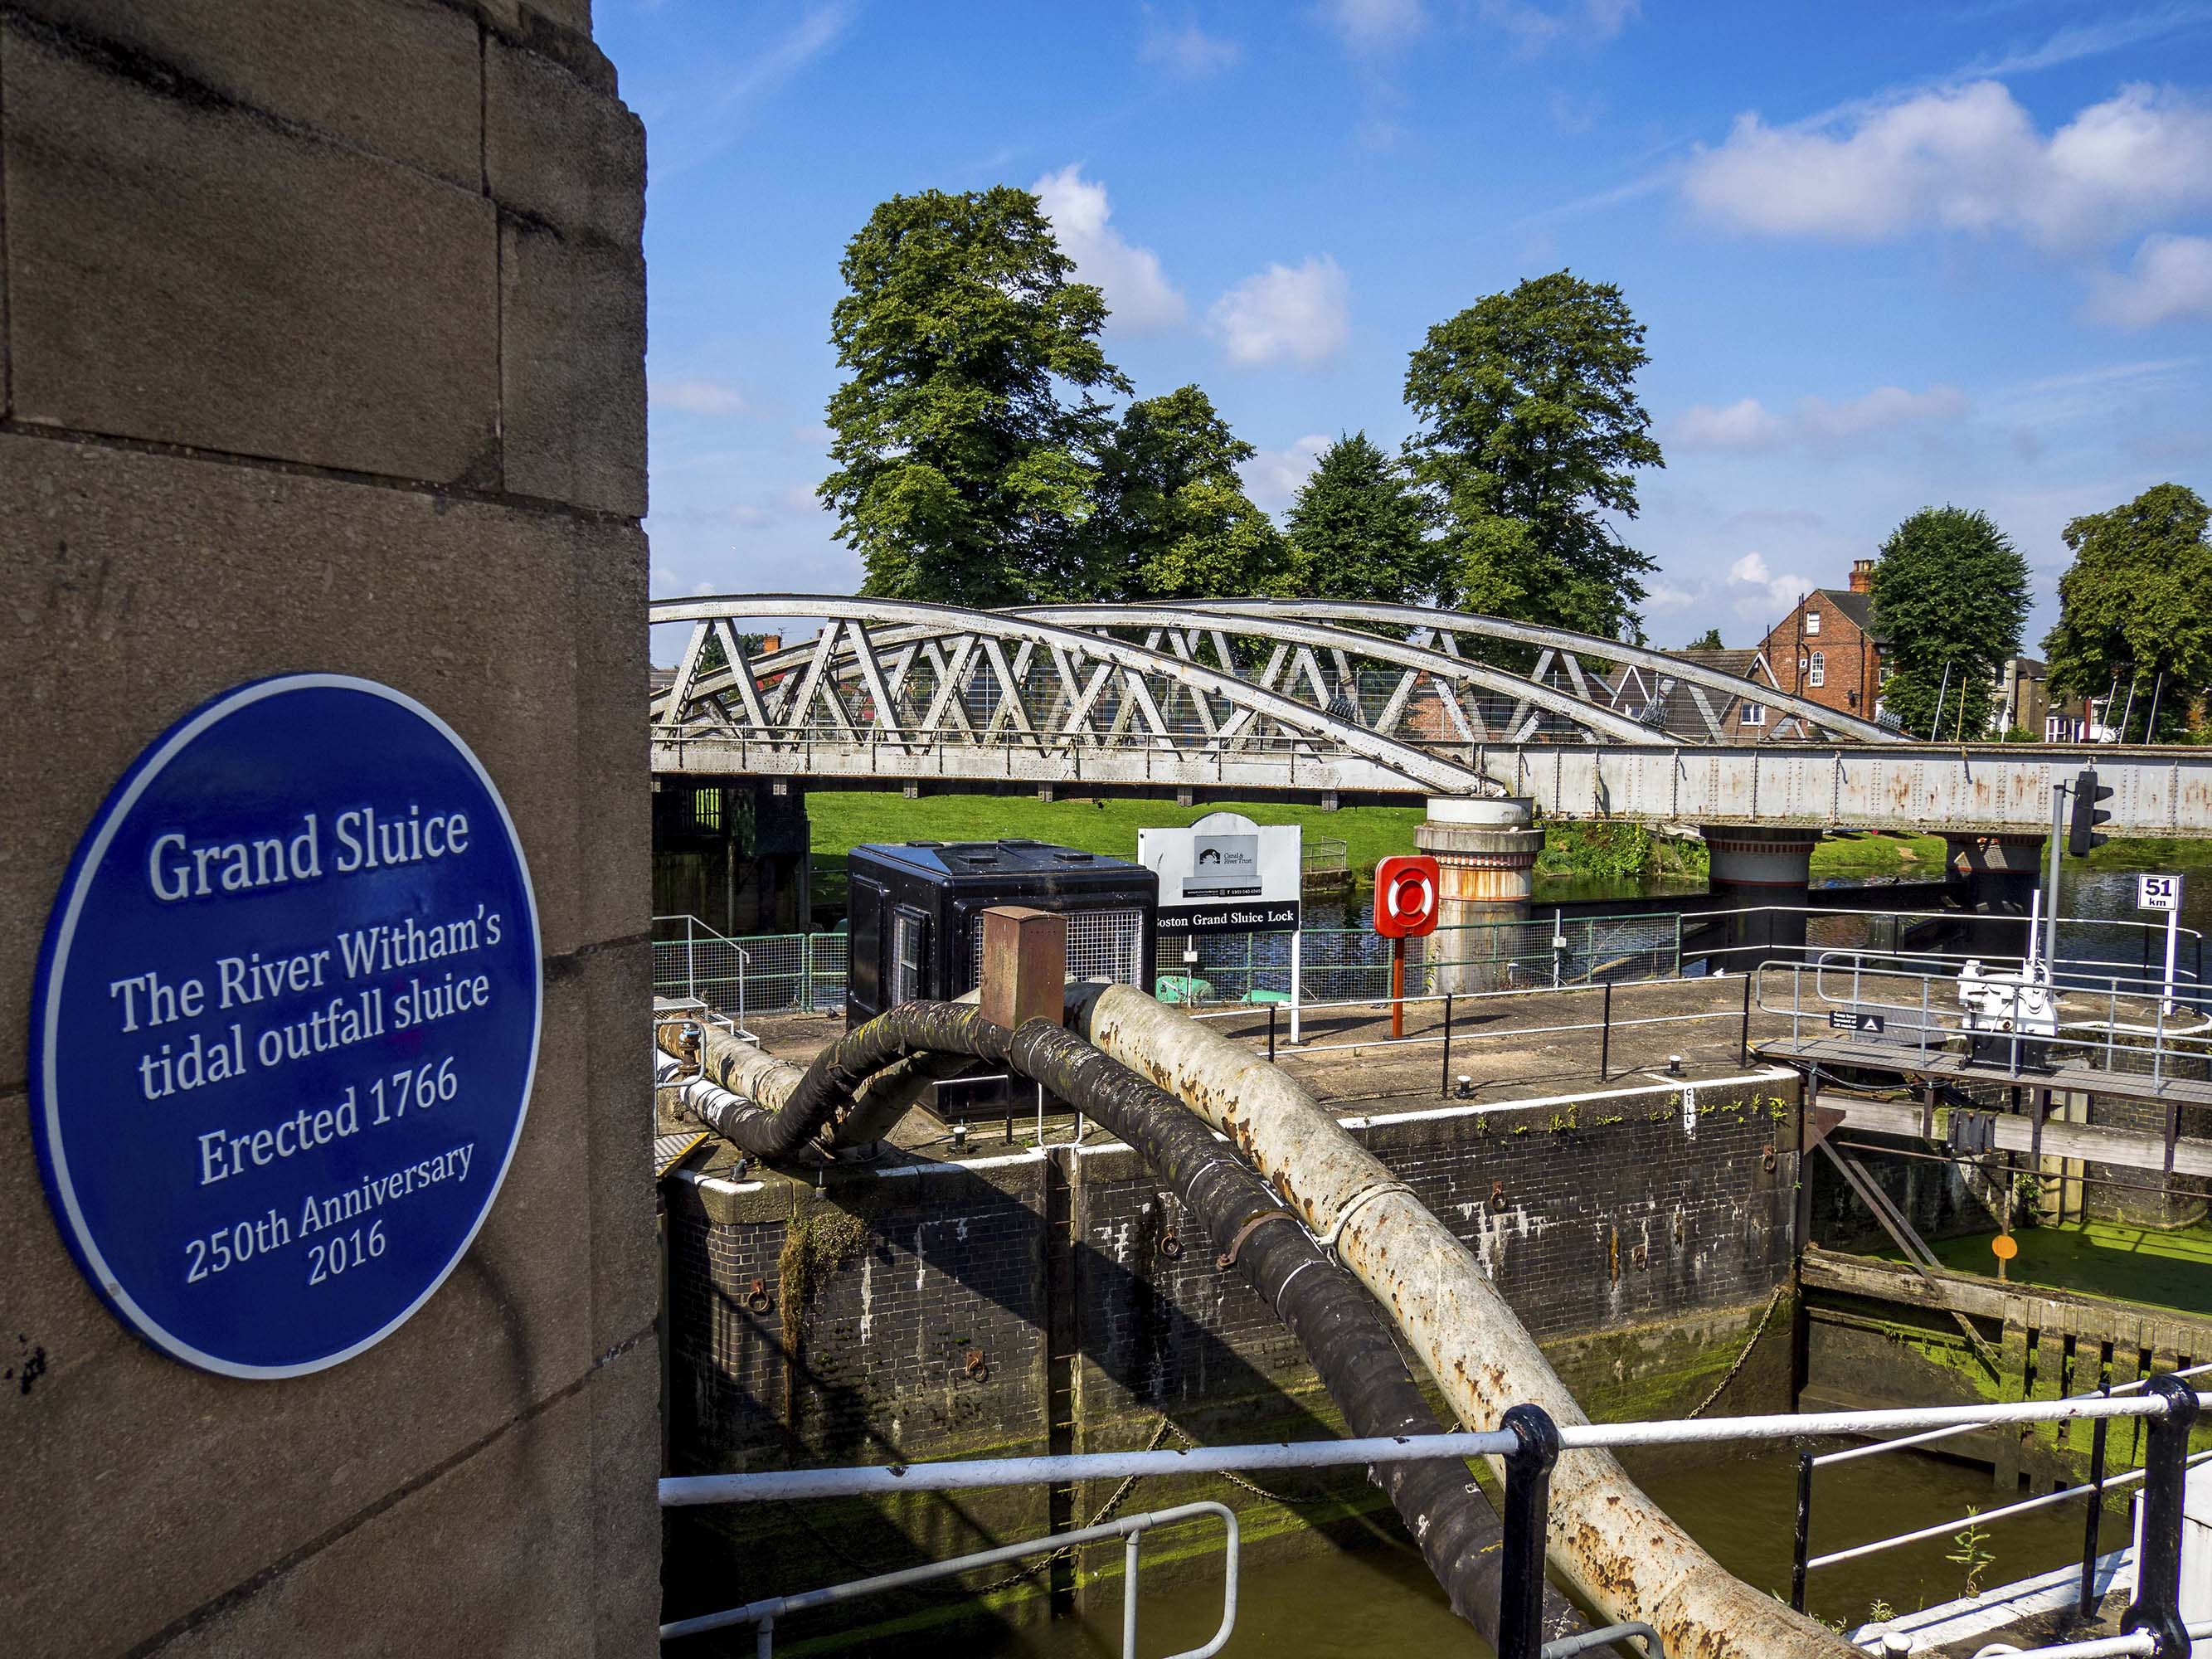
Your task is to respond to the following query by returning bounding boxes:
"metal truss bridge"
[649,596,2212,838]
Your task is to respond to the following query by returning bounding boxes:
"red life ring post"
[1373,856,1441,1040]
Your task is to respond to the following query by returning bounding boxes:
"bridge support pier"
[1703,825,1819,970]
[1944,832,2047,961]
[1417,796,1542,992]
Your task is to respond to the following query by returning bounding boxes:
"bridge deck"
[1758,1034,2212,1110]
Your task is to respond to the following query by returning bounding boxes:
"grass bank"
[804,792,1955,888]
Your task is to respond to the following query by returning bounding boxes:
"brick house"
[1602,647,1787,741]
[1755,557,1889,724]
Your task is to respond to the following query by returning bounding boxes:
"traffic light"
[2067,767,2113,856]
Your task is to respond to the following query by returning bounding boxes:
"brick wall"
[1759,592,1883,722]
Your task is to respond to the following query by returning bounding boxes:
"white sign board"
[2139,874,2182,912]
[1138,812,1301,936]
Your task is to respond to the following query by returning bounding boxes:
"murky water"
[982,1442,2102,1657]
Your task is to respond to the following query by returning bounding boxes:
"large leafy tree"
[1401,271,1664,639]
[1284,433,1443,606]
[1869,506,2030,739]
[1085,385,1291,601]
[2044,484,2212,742]
[820,187,1129,606]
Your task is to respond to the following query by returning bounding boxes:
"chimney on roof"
[760,633,782,654]
[1849,558,1875,595]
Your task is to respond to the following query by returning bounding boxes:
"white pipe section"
[661,1428,1519,1505]
[1075,982,1859,1659]
[659,1395,2200,1508]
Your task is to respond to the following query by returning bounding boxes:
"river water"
[985,1440,2099,1657]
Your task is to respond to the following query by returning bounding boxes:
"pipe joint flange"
[1315,1180,1417,1261]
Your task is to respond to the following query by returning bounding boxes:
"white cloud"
[1031,166,1188,333]
[1674,398,1783,451]
[1726,550,1817,627]
[779,481,829,514]
[1672,384,1968,450]
[1477,0,1638,51]
[1643,581,1697,610]
[1798,383,1970,440]
[652,377,749,417]
[1683,80,2212,253]
[1209,256,1352,368]
[2088,233,2212,327]
[1239,434,1332,513]
[1140,11,1242,75]
[1320,0,1426,51]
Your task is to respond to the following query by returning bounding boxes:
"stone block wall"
[0,4,654,1655]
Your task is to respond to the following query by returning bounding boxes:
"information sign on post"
[30,675,542,1379]
[2137,873,2185,1017]
[1138,812,1303,1036]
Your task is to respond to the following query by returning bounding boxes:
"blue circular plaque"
[31,675,542,1378]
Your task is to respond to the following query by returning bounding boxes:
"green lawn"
[805,792,1954,887]
[1907,1219,2212,1318]
[805,793,1427,879]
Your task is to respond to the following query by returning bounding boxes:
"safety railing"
[1755,955,2212,1087]
[662,1500,1236,1657]
[1690,905,2205,1000]
[650,914,756,1040]
[1189,973,1757,1088]
[1158,913,1681,1007]
[651,919,847,1019]
[661,1385,2212,1657]
[1791,1360,2212,1615]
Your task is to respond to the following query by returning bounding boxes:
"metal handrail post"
[1791,1448,1814,1613]
[1123,1529,1141,1659]
[1600,980,1612,1081]
[2122,1374,2201,1656]
[1499,1403,1563,1659]
[1441,993,1453,1097]
[2080,1384,2111,1619]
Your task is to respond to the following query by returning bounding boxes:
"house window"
[1808,651,1826,688]
[1804,610,1821,636]
[1740,703,1767,727]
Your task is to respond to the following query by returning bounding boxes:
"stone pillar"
[1703,826,1819,968]
[1417,795,1541,991]
[0,6,656,1654]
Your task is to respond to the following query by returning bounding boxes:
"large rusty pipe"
[1066,981,1855,1659]
[653,1015,962,1155]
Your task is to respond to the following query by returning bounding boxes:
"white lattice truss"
[648,596,2212,835]
[648,595,1895,799]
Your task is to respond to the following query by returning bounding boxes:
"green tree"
[1085,385,1291,601]
[1681,627,1724,651]
[1869,506,2030,739]
[820,186,1129,607]
[2044,484,2212,742]
[1401,270,1664,639]
[1284,432,1444,606]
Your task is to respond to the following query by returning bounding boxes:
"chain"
[1683,1282,1789,1419]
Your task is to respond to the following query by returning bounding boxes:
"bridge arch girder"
[1150,598,1899,745]
[649,593,1501,796]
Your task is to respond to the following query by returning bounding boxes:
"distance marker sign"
[31,675,542,1379]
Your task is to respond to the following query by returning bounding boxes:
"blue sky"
[603,0,2212,661]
